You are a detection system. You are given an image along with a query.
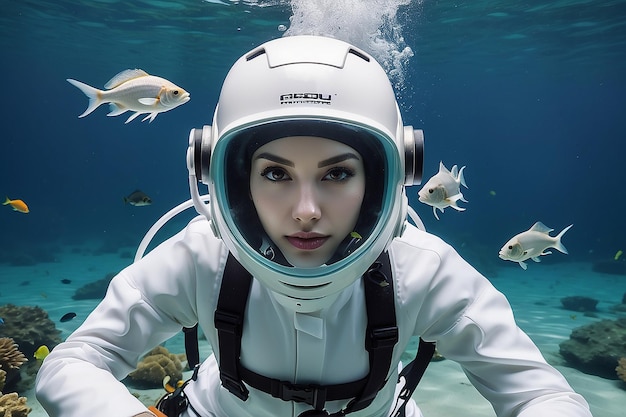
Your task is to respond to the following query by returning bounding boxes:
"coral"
[0,339,28,371]
[72,272,116,300]
[126,346,184,389]
[0,391,31,417]
[0,305,61,359]
[617,357,626,385]
[559,318,626,379]
[0,339,28,393]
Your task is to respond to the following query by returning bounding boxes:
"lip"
[286,232,329,250]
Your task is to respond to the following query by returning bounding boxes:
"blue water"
[1,0,625,414]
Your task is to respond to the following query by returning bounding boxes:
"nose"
[292,184,321,224]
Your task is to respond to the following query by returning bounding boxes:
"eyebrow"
[254,152,360,168]
[318,153,360,168]
[254,153,294,167]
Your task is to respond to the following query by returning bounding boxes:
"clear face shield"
[209,119,402,293]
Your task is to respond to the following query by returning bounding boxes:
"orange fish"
[3,197,29,213]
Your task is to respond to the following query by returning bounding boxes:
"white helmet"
[187,35,423,312]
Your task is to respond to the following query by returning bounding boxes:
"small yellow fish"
[34,345,50,360]
[3,197,29,213]
[67,69,190,124]
[615,250,623,261]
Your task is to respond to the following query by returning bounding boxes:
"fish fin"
[438,161,451,175]
[433,206,440,220]
[104,69,150,89]
[457,166,468,188]
[67,79,104,118]
[531,256,542,263]
[142,112,159,123]
[125,112,144,124]
[450,165,458,177]
[553,224,573,254]
[3,197,10,205]
[519,261,528,270]
[530,221,554,234]
[138,98,159,106]
[447,194,467,211]
[107,103,127,116]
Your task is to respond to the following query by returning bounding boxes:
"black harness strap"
[214,252,253,400]
[210,251,433,416]
[183,324,200,369]
[393,338,436,417]
[342,254,398,414]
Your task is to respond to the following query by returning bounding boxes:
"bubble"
[278,24,287,32]
[282,0,416,91]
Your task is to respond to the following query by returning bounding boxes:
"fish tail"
[67,79,104,118]
[457,166,468,188]
[2,197,10,205]
[553,224,574,254]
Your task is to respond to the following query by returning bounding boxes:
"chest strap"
[214,252,401,415]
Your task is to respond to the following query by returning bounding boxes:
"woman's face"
[250,136,365,268]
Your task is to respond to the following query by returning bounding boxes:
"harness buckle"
[369,326,399,349]
[214,310,243,334]
[220,373,250,401]
[276,382,327,410]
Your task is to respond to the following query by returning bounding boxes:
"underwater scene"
[1,0,625,415]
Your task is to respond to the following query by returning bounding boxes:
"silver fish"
[124,190,152,207]
[499,222,573,270]
[67,69,190,123]
[417,161,467,220]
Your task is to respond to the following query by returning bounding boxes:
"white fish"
[67,69,190,123]
[499,222,573,270]
[417,161,467,220]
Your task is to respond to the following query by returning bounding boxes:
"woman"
[36,35,592,417]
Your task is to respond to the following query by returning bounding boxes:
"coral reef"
[0,339,28,393]
[559,318,626,379]
[72,272,116,300]
[560,296,598,312]
[0,391,31,417]
[0,305,61,359]
[126,346,184,389]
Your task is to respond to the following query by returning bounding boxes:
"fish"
[60,312,77,322]
[498,222,573,270]
[124,190,153,206]
[67,69,190,123]
[34,345,50,360]
[417,162,468,220]
[61,278,72,284]
[0,317,4,325]
[3,197,29,213]
[615,250,623,261]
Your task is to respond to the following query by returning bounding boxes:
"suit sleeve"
[35,228,203,417]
